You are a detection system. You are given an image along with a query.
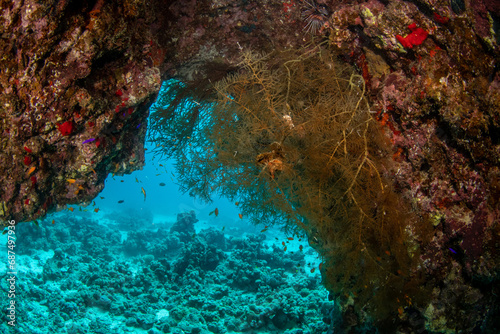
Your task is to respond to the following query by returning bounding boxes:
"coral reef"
[2,0,500,332]
[0,211,334,333]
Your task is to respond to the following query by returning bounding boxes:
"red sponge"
[396,23,428,49]
[57,121,74,136]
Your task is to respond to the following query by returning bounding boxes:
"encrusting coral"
[150,46,432,329]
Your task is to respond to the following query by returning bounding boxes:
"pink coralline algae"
[396,23,429,48]
[56,121,74,136]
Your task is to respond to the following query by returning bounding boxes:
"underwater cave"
[1,0,499,333]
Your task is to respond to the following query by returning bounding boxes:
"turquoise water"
[1,136,334,333]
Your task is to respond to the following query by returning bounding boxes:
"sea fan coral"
[151,47,430,326]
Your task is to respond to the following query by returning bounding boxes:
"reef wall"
[1,0,499,332]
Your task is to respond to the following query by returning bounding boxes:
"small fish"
[261,228,268,233]
[135,177,139,183]
[118,200,124,203]
[92,201,96,206]
[287,237,294,241]
[67,179,76,184]
[238,213,243,219]
[120,180,124,183]
[94,208,99,213]
[299,245,303,251]
[235,201,239,206]
[52,219,55,224]
[68,207,74,212]
[209,208,219,217]
[141,187,146,201]
[221,226,225,231]
[2,229,7,235]
[159,164,163,167]
[310,268,315,273]
[27,166,36,175]
[284,246,287,251]
[448,247,457,254]
[33,220,39,227]
[78,185,84,190]
[100,196,105,199]
[282,241,286,246]
[156,174,161,176]
[159,182,166,186]
[319,262,323,270]
[385,250,391,256]
[79,207,82,211]
[82,138,95,144]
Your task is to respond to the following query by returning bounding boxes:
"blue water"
[0,90,333,334]
[95,142,241,227]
